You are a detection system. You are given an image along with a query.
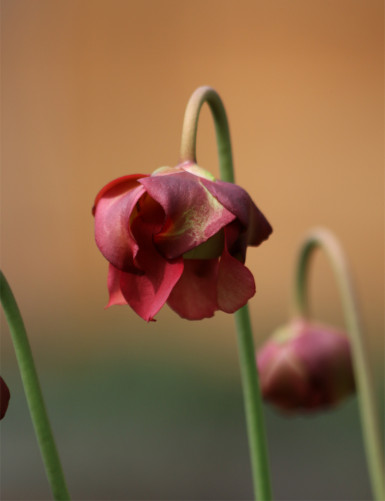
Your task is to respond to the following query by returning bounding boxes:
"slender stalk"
[180,86,234,183]
[293,228,384,501]
[0,271,70,500]
[235,305,273,501]
[180,86,272,500]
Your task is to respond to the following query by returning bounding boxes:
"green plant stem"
[180,86,272,501]
[0,271,70,501]
[293,228,384,501]
[180,86,234,183]
[234,305,273,501]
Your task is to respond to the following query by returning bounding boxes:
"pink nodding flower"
[257,318,355,413]
[93,163,272,321]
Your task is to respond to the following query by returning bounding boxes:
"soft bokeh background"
[1,1,383,499]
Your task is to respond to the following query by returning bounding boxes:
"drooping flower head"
[93,163,272,321]
[257,318,355,413]
[0,376,10,420]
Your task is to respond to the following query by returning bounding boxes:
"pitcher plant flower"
[93,163,272,321]
[256,228,384,500]
[257,318,355,413]
[92,86,274,500]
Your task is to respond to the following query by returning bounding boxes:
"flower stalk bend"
[0,271,70,501]
[293,228,384,501]
[180,86,272,501]
[180,86,234,183]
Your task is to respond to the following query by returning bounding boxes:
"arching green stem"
[293,228,384,501]
[180,86,234,183]
[0,271,70,500]
[180,86,272,501]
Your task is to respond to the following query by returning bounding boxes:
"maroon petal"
[222,220,248,262]
[200,178,272,246]
[292,322,355,408]
[217,248,256,313]
[139,172,235,259]
[167,259,219,320]
[94,176,146,272]
[118,211,184,321]
[258,346,309,412]
[0,377,10,420]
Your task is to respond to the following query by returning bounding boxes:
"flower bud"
[0,376,10,420]
[257,318,355,413]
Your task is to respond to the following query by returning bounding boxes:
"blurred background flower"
[1,1,383,499]
[257,319,355,413]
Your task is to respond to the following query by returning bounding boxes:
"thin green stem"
[180,86,234,183]
[181,86,272,500]
[293,228,384,501]
[235,305,273,501]
[0,271,70,501]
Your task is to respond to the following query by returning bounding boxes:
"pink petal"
[139,172,235,259]
[106,264,128,307]
[119,211,184,322]
[200,178,272,246]
[92,174,147,215]
[94,177,146,272]
[217,249,256,313]
[167,259,219,320]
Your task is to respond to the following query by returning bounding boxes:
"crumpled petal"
[94,175,147,272]
[116,204,184,321]
[167,259,219,320]
[139,172,236,259]
[200,178,272,246]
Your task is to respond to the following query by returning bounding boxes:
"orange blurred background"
[1,1,383,499]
